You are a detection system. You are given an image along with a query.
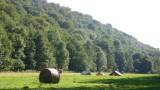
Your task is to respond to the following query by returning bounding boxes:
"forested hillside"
[0,0,160,73]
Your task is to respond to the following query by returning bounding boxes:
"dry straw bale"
[39,68,60,83]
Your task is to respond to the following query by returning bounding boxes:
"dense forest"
[0,0,160,73]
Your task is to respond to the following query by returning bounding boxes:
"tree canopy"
[0,0,160,73]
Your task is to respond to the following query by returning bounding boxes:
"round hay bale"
[39,68,60,83]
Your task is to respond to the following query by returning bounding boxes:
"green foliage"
[125,52,134,72]
[59,20,74,29]
[95,46,107,72]
[0,0,159,73]
[56,41,69,70]
[24,37,36,69]
[67,39,89,71]
[34,33,55,70]
[133,53,153,73]
[106,53,117,71]
[114,51,127,72]
[114,39,122,50]
[11,59,25,71]
[0,27,12,71]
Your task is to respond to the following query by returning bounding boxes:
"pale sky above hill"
[47,0,160,48]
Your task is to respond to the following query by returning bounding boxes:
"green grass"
[0,72,160,90]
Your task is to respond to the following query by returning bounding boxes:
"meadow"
[0,72,160,90]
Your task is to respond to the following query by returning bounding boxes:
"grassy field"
[0,72,160,90]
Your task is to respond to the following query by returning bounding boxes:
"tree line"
[0,0,160,73]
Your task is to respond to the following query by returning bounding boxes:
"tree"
[114,39,126,72]
[114,51,126,72]
[56,41,69,70]
[34,33,55,70]
[10,34,25,60]
[95,47,107,72]
[0,27,12,71]
[114,39,121,50]
[0,0,159,73]
[11,59,25,71]
[125,53,134,72]
[84,41,97,71]
[106,53,117,71]
[140,58,152,73]
[67,38,89,72]
[59,20,74,29]
[133,53,153,73]
[24,38,36,69]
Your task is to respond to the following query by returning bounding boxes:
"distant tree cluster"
[0,0,160,73]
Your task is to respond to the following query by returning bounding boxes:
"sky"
[47,0,160,48]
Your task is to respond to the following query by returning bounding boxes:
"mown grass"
[0,72,160,90]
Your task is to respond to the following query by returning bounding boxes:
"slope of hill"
[0,0,160,73]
